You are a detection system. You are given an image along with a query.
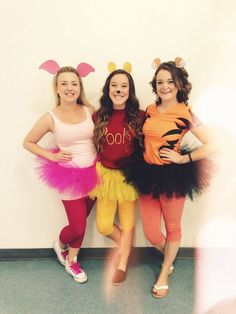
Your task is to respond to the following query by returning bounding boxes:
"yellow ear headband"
[108,62,132,73]
[151,57,186,70]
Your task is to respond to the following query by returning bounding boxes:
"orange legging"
[139,195,185,245]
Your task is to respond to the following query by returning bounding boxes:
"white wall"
[0,0,235,249]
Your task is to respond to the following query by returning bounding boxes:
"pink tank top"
[49,106,97,168]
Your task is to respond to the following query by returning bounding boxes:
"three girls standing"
[24,59,216,295]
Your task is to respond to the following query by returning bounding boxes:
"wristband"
[188,152,193,163]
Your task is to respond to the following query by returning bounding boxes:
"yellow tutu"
[89,162,138,202]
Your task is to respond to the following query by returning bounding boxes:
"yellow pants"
[96,199,136,236]
[89,162,138,203]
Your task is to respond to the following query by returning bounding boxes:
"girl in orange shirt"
[124,58,217,298]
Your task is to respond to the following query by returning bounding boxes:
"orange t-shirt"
[143,103,197,165]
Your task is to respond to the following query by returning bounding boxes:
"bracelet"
[188,152,193,163]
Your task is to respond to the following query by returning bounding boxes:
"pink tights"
[59,196,95,248]
[139,195,185,245]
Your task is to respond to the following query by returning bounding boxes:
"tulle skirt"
[35,154,100,199]
[122,150,213,200]
[89,162,138,203]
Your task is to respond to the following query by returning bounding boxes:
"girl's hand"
[50,151,73,163]
[159,148,184,164]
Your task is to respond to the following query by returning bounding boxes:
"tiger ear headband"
[39,60,95,77]
[151,57,186,70]
[108,62,132,74]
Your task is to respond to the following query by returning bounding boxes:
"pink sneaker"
[65,257,87,283]
[53,241,68,266]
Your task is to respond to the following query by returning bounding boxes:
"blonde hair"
[53,66,93,109]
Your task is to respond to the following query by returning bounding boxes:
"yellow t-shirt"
[143,103,195,165]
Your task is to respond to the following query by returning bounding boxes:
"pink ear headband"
[39,60,95,77]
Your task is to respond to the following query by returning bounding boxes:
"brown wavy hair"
[93,69,143,152]
[53,66,93,109]
[150,61,192,105]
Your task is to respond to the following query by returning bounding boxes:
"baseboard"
[0,247,194,260]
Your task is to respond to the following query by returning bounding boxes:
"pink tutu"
[35,152,100,198]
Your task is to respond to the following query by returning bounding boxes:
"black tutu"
[122,148,213,200]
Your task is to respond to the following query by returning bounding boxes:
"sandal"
[152,284,169,299]
[169,265,174,276]
[162,263,174,276]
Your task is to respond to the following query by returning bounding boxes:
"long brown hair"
[93,69,143,152]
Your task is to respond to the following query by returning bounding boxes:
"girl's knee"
[144,229,165,246]
[71,228,86,241]
[96,221,113,236]
[120,220,135,231]
[166,227,182,242]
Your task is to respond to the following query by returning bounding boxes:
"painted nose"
[117,90,121,93]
